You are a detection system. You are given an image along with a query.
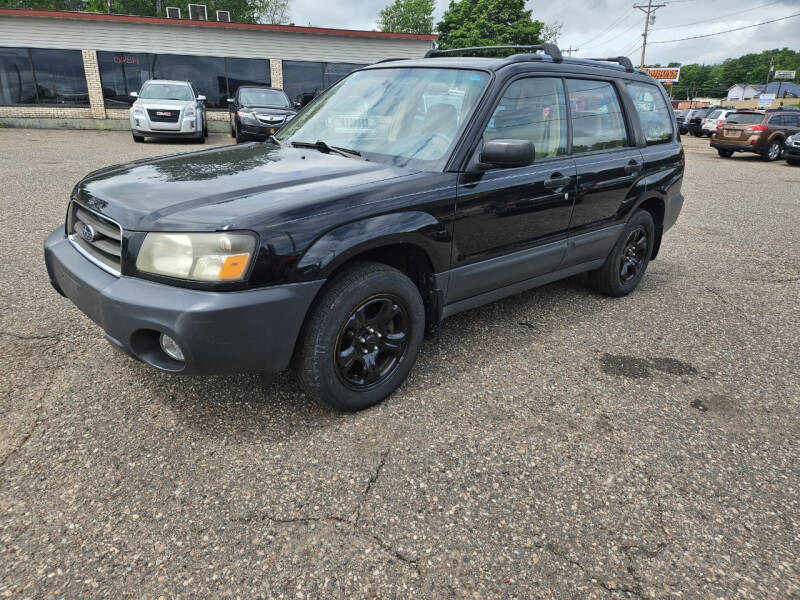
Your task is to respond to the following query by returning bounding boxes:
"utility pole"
[563,46,580,57]
[634,0,665,68]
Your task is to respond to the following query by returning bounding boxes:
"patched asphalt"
[1,129,798,599]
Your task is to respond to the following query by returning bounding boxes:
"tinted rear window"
[725,113,763,125]
[707,110,722,119]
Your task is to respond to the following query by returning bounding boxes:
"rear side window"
[484,77,568,159]
[707,110,722,119]
[566,79,627,153]
[768,114,786,125]
[626,82,674,145]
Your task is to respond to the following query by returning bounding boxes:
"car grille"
[256,114,285,125]
[67,202,122,275]
[147,109,180,123]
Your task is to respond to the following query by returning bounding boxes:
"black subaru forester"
[44,44,684,411]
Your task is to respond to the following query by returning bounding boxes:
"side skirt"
[440,259,605,320]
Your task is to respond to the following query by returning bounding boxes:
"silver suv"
[130,80,207,143]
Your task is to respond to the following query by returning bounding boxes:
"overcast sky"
[291,0,799,66]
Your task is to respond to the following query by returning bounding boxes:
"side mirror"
[227,98,234,104]
[480,139,535,169]
[197,95,206,102]
[293,101,302,109]
[130,91,138,98]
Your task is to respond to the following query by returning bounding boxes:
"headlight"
[788,134,796,143]
[136,232,257,282]
[237,110,258,123]
[185,106,196,117]
[285,114,295,122]
[132,105,144,115]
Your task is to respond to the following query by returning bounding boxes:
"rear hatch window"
[725,113,763,125]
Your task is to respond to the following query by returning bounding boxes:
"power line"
[579,10,636,48]
[650,11,800,43]
[653,0,782,31]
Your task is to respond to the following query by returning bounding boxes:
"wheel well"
[638,197,665,260]
[328,244,441,337]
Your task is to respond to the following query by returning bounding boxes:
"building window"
[97,52,153,107]
[0,47,37,105]
[0,47,88,106]
[151,53,228,108]
[29,48,89,106]
[283,60,365,106]
[225,58,271,97]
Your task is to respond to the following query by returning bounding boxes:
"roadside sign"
[641,67,680,83]
[758,93,776,108]
[774,70,796,80]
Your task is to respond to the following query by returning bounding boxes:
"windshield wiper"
[291,140,366,160]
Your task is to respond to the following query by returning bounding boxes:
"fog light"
[159,334,184,361]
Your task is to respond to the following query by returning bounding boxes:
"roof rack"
[425,43,563,63]
[584,56,635,73]
[375,57,404,63]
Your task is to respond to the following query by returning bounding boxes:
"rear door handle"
[624,160,642,175]
[544,174,572,189]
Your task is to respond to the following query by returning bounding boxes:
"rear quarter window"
[626,81,673,145]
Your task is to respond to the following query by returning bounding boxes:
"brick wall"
[270,59,283,90]
[82,49,106,119]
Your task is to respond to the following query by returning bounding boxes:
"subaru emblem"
[80,222,96,242]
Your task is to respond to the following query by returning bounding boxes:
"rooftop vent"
[165,6,181,18]
[188,3,208,20]
[216,10,231,22]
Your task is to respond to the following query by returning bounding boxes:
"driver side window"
[483,77,567,159]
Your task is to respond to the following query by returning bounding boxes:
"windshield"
[276,67,490,169]
[239,88,290,107]
[140,83,194,101]
[726,112,763,124]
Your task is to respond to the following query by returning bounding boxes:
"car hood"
[73,143,417,232]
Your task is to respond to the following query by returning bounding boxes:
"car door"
[562,77,646,267]
[447,76,577,304]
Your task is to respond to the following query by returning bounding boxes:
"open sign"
[113,55,140,65]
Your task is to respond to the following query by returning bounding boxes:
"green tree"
[378,0,434,34]
[435,0,545,51]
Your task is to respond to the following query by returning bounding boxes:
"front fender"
[295,211,450,279]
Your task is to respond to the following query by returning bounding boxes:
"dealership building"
[0,9,436,131]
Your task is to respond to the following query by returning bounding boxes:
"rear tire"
[717,149,734,158]
[132,133,144,143]
[587,210,655,297]
[295,262,425,412]
[787,158,800,166]
[762,140,782,161]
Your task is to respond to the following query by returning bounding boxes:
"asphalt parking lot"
[1,128,798,599]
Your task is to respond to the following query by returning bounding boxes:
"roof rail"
[375,57,404,63]
[424,43,563,63]
[585,56,635,72]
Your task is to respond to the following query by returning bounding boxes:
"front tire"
[587,210,655,297]
[717,149,734,158]
[132,133,144,143]
[787,158,800,166]
[295,262,425,412]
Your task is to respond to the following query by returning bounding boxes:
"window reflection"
[28,49,89,106]
[151,54,228,108]
[0,47,37,105]
[97,52,152,107]
[283,60,365,107]
[226,58,271,97]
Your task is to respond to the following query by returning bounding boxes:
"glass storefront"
[0,47,89,106]
[283,60,365,106]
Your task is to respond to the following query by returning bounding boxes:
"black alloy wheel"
[334,295,409,390]
[295,262,425,411]
[619,226,648,284]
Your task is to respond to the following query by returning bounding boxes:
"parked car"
[44,44,684,411]
[711,109,800,160]
[228,86,299,143]
[701,108,736,136]
[674,109,687,134]
[784,133,800,165]
[129,80,207,143]
[687,107,718,137]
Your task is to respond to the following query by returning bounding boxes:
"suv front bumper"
[44,229,323,375]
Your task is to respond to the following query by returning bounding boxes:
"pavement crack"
[0,370,57,471]
[354,446,390,526]
[703,286,762,327]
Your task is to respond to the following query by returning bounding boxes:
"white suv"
[130,80,207,143]
[702,109,735,137]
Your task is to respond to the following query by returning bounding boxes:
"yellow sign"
[641,67,681,83]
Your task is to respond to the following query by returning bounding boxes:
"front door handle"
[544,174,572,189]
[624,160,642,175]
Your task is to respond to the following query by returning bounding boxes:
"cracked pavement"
[1,129,799,598]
